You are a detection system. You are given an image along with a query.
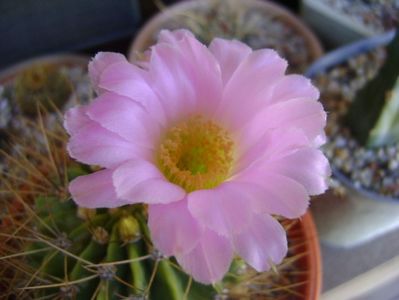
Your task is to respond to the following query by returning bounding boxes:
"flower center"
[157,116,235,192]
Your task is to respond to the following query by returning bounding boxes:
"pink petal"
[150,44,197,121]
[269,74,319,106]
[236,128,310,173]
[94,57,167,126]
[67,122,148,168]
[179,34,223,115]
[148,199,202,256]
[233,214,287,272]
[88,52,126,94]
[234,170,310,219]
[86,92,160,147]
[239,99,326,147]
[188,183,252,236]
[266,148,331,195]
[175,229,233,284]
[150,32,223,120]
[208,38,251,85]
[313,132,327,147]
[64,106,91,135]
[218,49,287,130]
[112,160,186,204]
[158,29,195,44]
[69,169,127,208]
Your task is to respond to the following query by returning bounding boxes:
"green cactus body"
[96,226,129,299]
[14,64,72,116]
[127,241,148,295]
[23,195,216,299]
[151,260,185,300]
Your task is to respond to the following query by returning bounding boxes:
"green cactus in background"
[14,64,72,116]
[345,29,399,147]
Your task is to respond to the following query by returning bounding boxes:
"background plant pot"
[226,212,322,299]
[0,54,90,84]
[294,212,322,300]
[306,30,396,202]
[129,0,323,73]
[0,54,90,150]
[305,31,399,247]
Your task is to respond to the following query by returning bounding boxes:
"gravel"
[322,0,399,33]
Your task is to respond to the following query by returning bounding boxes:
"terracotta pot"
[297,211,322,300]
[129,0,323,72]
[225,211,322,300]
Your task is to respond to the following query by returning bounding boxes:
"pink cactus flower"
[65,29,330,284]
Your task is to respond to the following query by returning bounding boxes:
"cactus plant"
[13,63,72,117]
[345,29,399,147]
[0,111,315,299]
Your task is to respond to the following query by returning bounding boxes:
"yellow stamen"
[157,116,234,192]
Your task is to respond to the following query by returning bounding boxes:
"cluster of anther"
[157,116,234,192]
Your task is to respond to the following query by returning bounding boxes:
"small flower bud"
[118,215,141,243]
[77,207,96,220]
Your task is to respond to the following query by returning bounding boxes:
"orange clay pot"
[298,211,322,300]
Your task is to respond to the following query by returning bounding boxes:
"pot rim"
[129,0,323,62]
[0,54,90,85]
[306,30,395,78]
[301,211,322,299]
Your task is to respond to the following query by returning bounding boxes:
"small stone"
[334,136,347,148]
[342,160,354,173]
[389,160,399,171]
[383,177,395,187]
[359,169,373,187]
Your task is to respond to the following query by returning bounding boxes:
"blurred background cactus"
[13,63,72,117]
[0,109,313,299]
[345,29,399,147]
